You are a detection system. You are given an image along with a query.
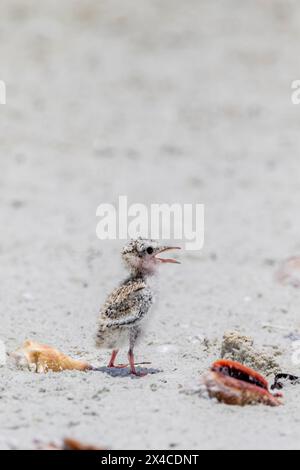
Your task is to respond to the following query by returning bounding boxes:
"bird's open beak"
[155,246,181,264]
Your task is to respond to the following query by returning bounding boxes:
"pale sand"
[1,0,300,450]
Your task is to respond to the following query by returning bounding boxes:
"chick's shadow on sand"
[93,365,161,379]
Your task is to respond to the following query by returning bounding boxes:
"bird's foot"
[128,350,149,377]
[108,363,128,369]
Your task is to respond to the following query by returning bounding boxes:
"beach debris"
[10,340,92,373]
[201,360,282,407]
[62,438,104,450]
[276,256,300,288]
[36,438,104,451]
[271,373,300,390]
[221,331,280,376]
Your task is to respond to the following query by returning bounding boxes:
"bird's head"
[122,238,181,276]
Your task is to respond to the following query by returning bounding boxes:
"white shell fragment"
[276,257,300,288]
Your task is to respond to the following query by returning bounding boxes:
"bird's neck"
[126,270,158,285]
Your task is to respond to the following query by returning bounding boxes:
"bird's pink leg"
[108,350,128,369]
[128,349,147,376]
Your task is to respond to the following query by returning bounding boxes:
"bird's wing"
[98,280,152,329]
[103,279,146,313]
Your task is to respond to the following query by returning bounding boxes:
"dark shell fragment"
[271,373,300,390]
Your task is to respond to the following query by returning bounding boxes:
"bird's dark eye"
[146,247,154,255]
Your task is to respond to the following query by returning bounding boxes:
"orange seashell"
[35,438,104,451]
[63,438,104,451]
[201,359,282,407]
[11,340,92,373]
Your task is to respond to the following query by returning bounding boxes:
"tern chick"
[96,238,181,376]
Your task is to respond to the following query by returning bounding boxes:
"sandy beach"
[1,0,300,450]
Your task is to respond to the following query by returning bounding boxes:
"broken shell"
[35,438,104,450]
[201,360,282,407]
[63,438,104,451]
[11,340,92,373]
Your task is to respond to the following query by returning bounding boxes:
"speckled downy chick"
[96,239,181,376]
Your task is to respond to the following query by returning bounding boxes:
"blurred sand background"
[1,0,300,450]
